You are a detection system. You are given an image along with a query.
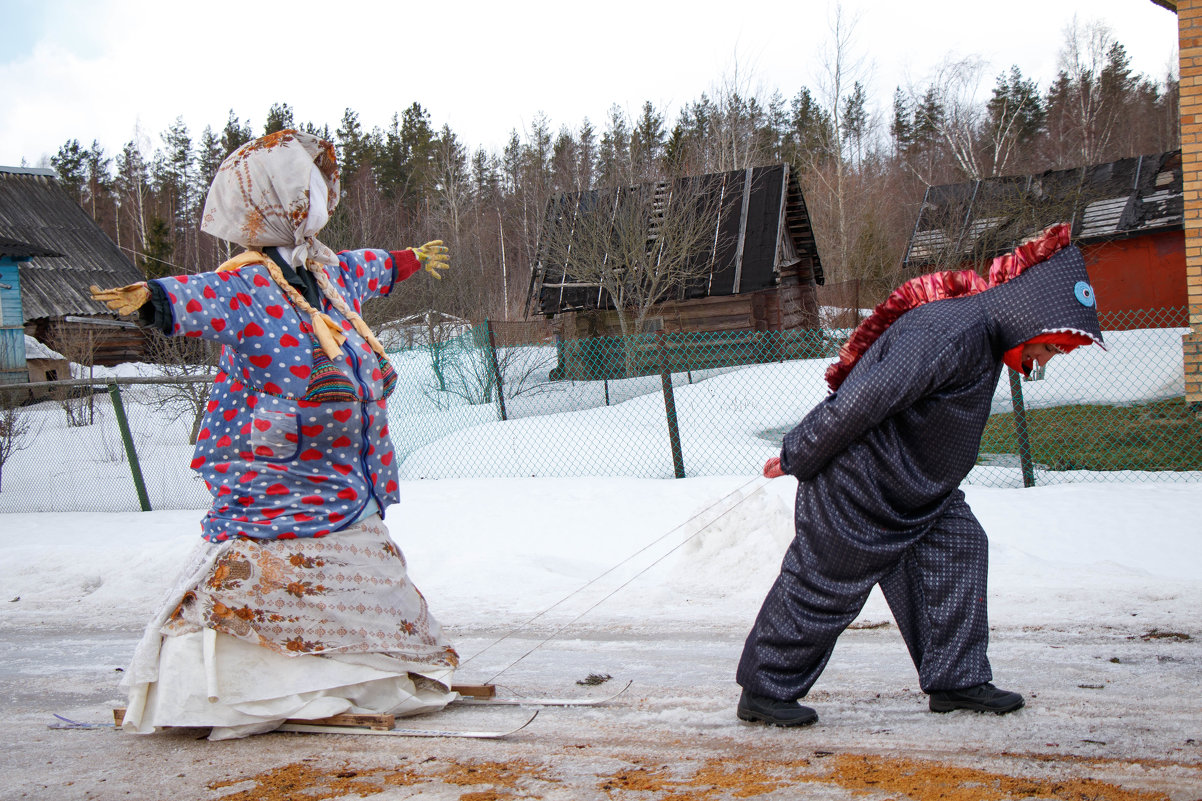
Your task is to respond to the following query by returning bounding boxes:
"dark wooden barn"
[0,166,148,365]
[903,151,1185,329]
[527,164,825,377]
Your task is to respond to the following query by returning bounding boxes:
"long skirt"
[121,515,458,739]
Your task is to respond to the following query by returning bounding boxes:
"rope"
[464,475,772,683]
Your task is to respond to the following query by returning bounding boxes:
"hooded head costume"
[825,224,1104,389]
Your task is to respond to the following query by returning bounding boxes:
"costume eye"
[1073,281,1095,307]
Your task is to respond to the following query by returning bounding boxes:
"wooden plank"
[298,713,395,731]
[452,683,497,699]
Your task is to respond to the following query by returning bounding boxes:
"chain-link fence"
[1,307,1196,514]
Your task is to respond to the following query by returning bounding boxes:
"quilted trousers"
[736,495,993,700]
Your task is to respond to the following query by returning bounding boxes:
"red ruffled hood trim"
[824,224,1074,391]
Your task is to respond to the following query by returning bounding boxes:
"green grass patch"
[980,397,1202,472]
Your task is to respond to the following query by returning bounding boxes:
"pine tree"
[471,148,499,203]
[787,87,835,167]
[433,124,470,235]
[524,112,553,196]
[399,102,437,201]
[146,116,205,271]
[890,87,914,157]
[115,139,150,255]
[662,123,689,177]
[220,110,253,155]
[83,140,111,221]
[196,126,225,197]
[140,215,174,279]
[577,119,597,191]
[597,104,630,187]
[551,127,579,195]
[264,102,295,135]
[841,81,868,166]
[51,139,87,203]
[631,100,665,181]
[156,117,194,254]
[335,108,372,177]
[984,66,1044,174]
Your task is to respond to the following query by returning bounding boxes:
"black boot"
[736,689,818,727]
[928,682,1024,714]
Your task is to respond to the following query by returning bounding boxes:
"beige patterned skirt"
[122,516,459,739]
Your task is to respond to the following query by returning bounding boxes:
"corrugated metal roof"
[0,167,144,321]
[904,151,1183,269]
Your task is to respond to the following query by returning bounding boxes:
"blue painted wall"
[0,257,28,385]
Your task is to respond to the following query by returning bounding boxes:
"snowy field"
[0,328,1199,799]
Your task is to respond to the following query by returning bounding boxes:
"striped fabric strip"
[302,345,357,403]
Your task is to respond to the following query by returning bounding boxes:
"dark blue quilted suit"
[737,245,1105,700]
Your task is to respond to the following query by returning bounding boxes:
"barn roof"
[903,150,1183,270]
[528,164,823,317]
[0,235,63,261]
[0,166,144,321]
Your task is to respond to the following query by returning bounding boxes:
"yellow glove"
[410,240,450,280]
[90,282,150,316]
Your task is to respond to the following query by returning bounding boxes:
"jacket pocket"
[249,410,301,462]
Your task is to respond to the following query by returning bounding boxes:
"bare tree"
[0,397,37,492]
[1045,17,1132,167]
[49,323,105,427]
[430,333,559,407]
[908,55,990,180]
[142,331,219,444]
[807,3,871,284]
[536,175,732,368]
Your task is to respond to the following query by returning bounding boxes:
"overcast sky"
[0,0,1181,169]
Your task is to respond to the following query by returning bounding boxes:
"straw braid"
[216,251,346,359]
[303,257,387,358]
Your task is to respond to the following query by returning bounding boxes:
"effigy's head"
[200,129,340,253]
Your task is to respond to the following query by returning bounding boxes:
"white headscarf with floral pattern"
[200,130,341,269]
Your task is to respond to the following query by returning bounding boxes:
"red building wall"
[1078,230,1187,329]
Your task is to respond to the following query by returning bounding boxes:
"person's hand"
[410,240,450,279]
[90,282,150,315]
[763,457,785,478]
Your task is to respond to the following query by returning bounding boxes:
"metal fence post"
[107,382,152,511]
[657,331,686,478]
[484,318,507,421]
[1007,369,1036,488]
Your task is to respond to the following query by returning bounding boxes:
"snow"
[1,328,1200,798]
[23,334,64,361]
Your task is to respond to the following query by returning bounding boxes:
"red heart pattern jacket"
[151,248,421,541]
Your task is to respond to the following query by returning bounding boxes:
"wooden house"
[1,235,62,386]
[527,164,825,378]
[0,166,148,365]
[903,151,1185,330]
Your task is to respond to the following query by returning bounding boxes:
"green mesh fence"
[0,307,1197,514]
[0,376,212,513]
